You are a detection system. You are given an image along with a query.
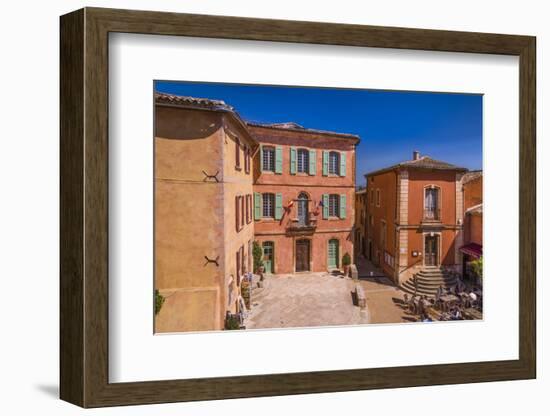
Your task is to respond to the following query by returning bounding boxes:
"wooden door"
[328,239,339,269]
[295,239,310,272]
[424,235,438,266]
[262,242,274,273]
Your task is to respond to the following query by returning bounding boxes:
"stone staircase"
[400,266,458,296]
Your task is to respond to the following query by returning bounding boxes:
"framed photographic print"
[60,7,536,408]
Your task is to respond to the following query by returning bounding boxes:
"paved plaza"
[244,257,410,330]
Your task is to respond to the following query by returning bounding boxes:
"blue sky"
[155,81,482,186]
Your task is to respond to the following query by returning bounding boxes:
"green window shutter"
[322,151,329,176]
[340,194,347,218]
[275,193,283,220]
[254,193,262,220]
[275,146,283,174]
[260,145,264,171]
[340,152,346,177]
[309,149,316,175]
[290,147,297,175]
[322,194,329,219]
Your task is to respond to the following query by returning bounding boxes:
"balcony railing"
[423,208,441,222]
[287,217,318,234]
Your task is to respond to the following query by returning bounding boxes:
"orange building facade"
[460,171,483,279]
[249,123,359,274]
[354,189,368,259]
[154,94,258,332]
[154,93,358,332]
[364,151,468,286]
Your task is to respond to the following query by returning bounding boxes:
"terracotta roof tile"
[365,154,468,177]
[155,92,235,112]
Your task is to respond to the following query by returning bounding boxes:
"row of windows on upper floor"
[254,192,347,221]
[234,192,348,234]
[234,138,252,174]
[261,146,347,177]
[368,186,441,220]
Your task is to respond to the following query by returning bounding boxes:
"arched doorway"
[297,192,309,226]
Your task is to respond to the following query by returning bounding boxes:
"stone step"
[416,276,457,285]
[400,283,436,296]
[416,271,453,278]
[400,271,458,296]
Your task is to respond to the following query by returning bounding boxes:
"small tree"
[155,289,165,315]
[469,256,483,281]
[342,252,352,267]
[253,241,264,273]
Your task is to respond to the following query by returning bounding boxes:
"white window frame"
[262,147,275,172]
[328,194,340,217]
[328,151,340,175]
[297,148,309,173]
[262,193,275,218]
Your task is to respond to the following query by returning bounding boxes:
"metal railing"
[423,208,441,221]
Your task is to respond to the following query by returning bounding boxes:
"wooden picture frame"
[60,7,536,408]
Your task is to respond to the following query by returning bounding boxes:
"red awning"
[460,243,482,259]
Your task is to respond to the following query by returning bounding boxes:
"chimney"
[413,150,420,160]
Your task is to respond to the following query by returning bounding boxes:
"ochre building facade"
[364,151,469,285]
[154,94,257,333]
[154,93,358,332]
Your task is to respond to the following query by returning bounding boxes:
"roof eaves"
[246,122,360,142]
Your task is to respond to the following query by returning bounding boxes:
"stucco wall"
[464,175,483,210]
[365,170,397,273]
[466,214,483,246]
[222,116,256,315]
[255,231,353,274]
[407,169,457,225]
[155,106,226,332]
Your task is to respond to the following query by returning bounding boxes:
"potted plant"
[342,252,352,277]
[253,241,264,276]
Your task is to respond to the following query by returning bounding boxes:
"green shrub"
[468,256,483,280]
[253,241,264,272]
[224,314,241,330]
[342,252,352,267]
[155,289,165,315]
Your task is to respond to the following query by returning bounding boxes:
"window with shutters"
[244,146,250,174]
[297,149,309,173]
[262,147,275,172]
[246,194,252,224]
[376,189,381,207]
[262,193,275,218]
[328,194,340,217]
[235,138,241,170]
[328,151,340,175]
[236,250,241,285]
[240,245,246,275]
[241,195,245,228]
[235,196,241,231]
